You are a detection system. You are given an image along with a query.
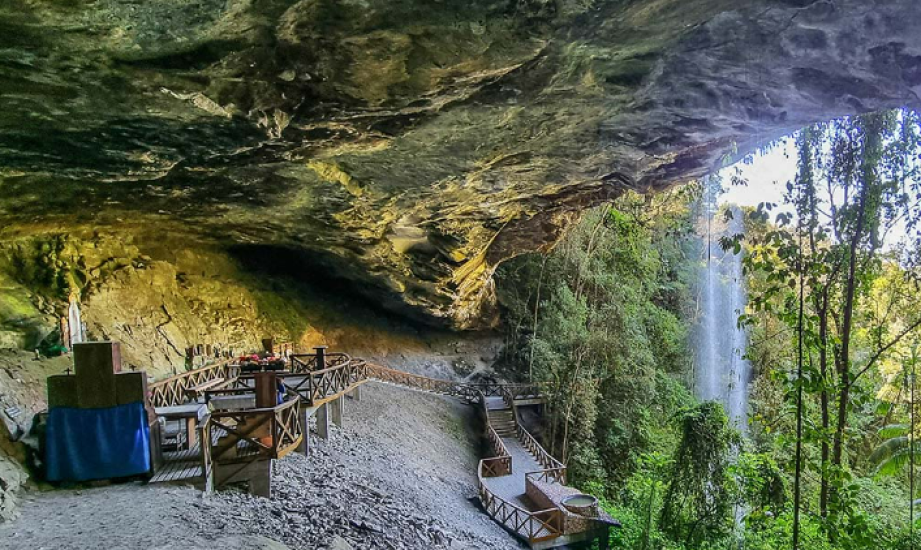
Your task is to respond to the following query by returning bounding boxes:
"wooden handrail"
[289,352,352,373]
[149,359,235,408]
[477,460,563,542]
[517,424,566,478]
[364,363,465,396]
[524,467,567,486]
[186,353,565,543]
[205,397,303,463]
[304,360,368,405]
[472,389,565,542]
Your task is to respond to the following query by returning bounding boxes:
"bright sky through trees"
[719,138,797,210]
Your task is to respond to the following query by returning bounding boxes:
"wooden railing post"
[314,345,327,371]
[199,416,214,493]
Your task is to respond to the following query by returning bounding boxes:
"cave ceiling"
[1,0,920,328]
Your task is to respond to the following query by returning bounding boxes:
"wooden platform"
[149,445,203,484]
[150,423,255,484]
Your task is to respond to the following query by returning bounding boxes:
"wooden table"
[155,404,209,449]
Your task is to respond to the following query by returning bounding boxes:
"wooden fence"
[364,363,466,396]
[517,424,567,484]
[149,360,234,408]
[151,351,566,542]
[473,391,564,543]
[477,483,564,544]
[299,360,368,405]
[206,397,303,463]
[289,352,352,374]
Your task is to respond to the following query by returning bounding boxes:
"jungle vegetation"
[494,109,921,549]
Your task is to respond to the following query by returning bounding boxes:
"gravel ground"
[0,382,522,550]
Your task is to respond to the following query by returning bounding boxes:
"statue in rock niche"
[66,292,85,349]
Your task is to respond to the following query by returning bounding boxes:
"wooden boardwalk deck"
[146,357,589,547]
[150,445,203,484]
[150,423,260,484]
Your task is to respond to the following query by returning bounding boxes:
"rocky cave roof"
[1,0,920,328]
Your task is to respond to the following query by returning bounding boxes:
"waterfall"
[694,205,751,432]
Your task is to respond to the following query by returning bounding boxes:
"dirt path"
[0,382,522,550]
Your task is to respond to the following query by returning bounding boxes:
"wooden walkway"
[146,356,610,548]
[150,445,204,484]
[482,398,544,510]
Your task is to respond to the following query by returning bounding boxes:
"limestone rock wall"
[0,232,303,377]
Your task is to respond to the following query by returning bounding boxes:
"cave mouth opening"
[226,243,452,333]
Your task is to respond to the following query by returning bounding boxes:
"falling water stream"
[695,205,751,433]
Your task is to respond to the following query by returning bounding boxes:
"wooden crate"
[73,341,121,408]
[47,374,79,409]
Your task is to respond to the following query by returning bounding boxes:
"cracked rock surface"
[2,0,921,327]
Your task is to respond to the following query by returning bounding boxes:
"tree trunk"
[830,116,881,516]
[819,296,831,518]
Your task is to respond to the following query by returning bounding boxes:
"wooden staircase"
[487,407,517,438]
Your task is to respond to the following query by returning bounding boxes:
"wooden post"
[253,372,277,447]
[316,402,330,439]
[185,417,198,448]
[599,527,610,550]
[330,396,343,427]
[314,345,328,371]
[253,372,278,408]
[348,384,362,402]
[298,406,310,456]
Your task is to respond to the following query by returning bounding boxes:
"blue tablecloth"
[46,402,151,482]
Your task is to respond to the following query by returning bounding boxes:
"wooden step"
[489,418,516,426]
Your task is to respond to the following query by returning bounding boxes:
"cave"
[1,1,921,548]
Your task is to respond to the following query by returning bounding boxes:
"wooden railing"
[525,468,568,486]
[478,390,512,477]
[289,352,352,373]
[149,360,234,408]
[365,363,467,396]
[473,390,564,543]
[517,424,566,483]
[272,398,304,458]
[501,384,544,401]
[364,363,545,404]
[299,360,368,405]
[151,351,567,542]
[477,481,563,543]
[206,397,303,463]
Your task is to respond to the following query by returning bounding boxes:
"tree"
[660,402,739,547]
[738,109,921,545]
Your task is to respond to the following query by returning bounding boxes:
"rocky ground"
[0,349,72,522]
[0,382,522,550]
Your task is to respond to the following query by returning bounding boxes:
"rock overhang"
[1,0,920,329]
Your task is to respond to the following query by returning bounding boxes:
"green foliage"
[660,402,739,547]
[496,187,699,486]
[741,109,921,548]
[495,110,921,550]
[870,429,921,477]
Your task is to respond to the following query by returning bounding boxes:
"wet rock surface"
[2,1,920,327]
[0,382,521,549]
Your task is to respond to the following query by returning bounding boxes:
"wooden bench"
[184,378,227,401]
